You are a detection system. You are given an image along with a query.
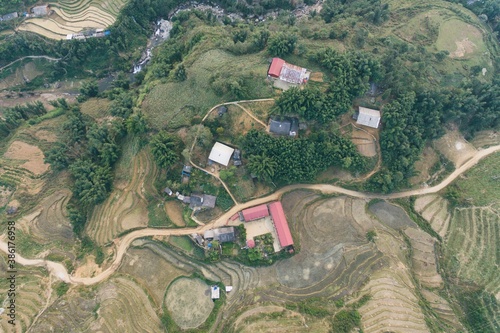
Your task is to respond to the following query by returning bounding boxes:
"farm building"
[31,5,49,16]
[1,12,18,21]
[355,107,381,129]
[268,58,310,85]
[269,201,294,248]
[218,106,228,117]
[209,142,234,166]
[189,194,217,209]
[211,285,220,299]
[204,227,236,243]
[269,117,299,136]
[242,204,270,222]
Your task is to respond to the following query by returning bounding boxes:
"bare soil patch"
[369,201,417,230]
[73,255,102,279]
[410,146,439,186]
[470,130,500,148]
[119,247,186,305]
[309,72,324,82]
[165,277,214,329]
[404,227,443,288]
[433,130,477,167]
[351,127,377,157]
[4,141,50,175]
[165,200,186,227]
[450,38,476,58]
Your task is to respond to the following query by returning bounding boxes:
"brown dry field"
[433,129,477,167]
[410,146,439,186]
[165,277,214,329]
[93,276,163,332]
[119,246,187,306]
[80,98,111,119]
[470,129,500,148]
[4,140,50,175]
[165,200,186,227]
[309,72,324,82]
[414,195,451,238]
[351,127,377,157]
[404,227,443,288]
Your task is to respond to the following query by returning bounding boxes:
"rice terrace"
[1,0,500,331]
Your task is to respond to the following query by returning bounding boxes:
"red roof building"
[268,58,285,78]
[269,201,293,248]
[247,239,256,248]
[242,204,270,222]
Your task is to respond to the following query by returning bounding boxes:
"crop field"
[470,129,500,148]
[94,276,163,332]
[239,100,275,124]
[17,0,127,40]
[17,189,75,250]
[30,290,98,332]
[350,126,377,157]
[80,97,111,119]
[143,49,273,131]
[453,152,500,206]
[414,194,450,238]
[86,147,157,245]
[165,277,215,329]
[404,227,443,288]
[119,245,188,306]
[443,206,500,296]
[421,289,465,331]
[164,200,186,227]
[0,265,51,333]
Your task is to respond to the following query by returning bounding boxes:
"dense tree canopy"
[151,131,182,170]
[243,130,367,184]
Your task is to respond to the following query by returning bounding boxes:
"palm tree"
[247,153,277,182]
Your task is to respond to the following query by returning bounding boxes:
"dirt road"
[1,144,498,286]
[0,55,62,72]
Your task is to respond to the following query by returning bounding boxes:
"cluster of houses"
[0,4,51,22]
[66,29,111,40]
[191,200,293,259]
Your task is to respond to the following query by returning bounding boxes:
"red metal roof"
[268,58,285,77]
[242,204,269,222]
[269,201,293,247]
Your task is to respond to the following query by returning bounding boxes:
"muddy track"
[1,110,499,286]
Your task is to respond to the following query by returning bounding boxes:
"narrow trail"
[0,55,61,72]
[1,144,499,286]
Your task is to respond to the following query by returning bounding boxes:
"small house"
[211,285,220,299]
[189,194,217,210]
[218,106,228,117]
[6,206,18,215]
[31,5,49,17]
[1,12,19,21]
[269,117,298,137]
[204,227,236,243]
[268,58,310,85]
[192,233,204,245]
[355,107,381,129]
[163,187,173,196]
[233,149,241,166]
[209,142,235,167]
[182,165,192,176]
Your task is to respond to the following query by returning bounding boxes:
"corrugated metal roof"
[268,58,285,77]
[356,107,381,129]
[242,204,269,222]
[208,142,234,166]
[269,201,293,247]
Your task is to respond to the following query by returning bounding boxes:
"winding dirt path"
[0,55,62,72]
[1,144,499,285]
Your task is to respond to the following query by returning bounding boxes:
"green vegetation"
[331,309,362,333]
[55,282,70,297]
[0,101,47,139]
[150,131,183,170]
[243,129,367,184]
[452,152,500,206]
[366,230,376,242]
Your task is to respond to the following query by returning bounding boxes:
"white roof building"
[208,142,234,166]
[356,107,381,129]
[211,285,220,299]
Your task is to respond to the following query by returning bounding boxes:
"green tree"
[268,33,297,57]
[247,153,278,182]
[150,131,181,170]
[173,64,187,81]
[79,79,99,98]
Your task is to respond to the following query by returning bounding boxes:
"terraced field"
[93,276,163,332]
[421,289,465,331]
[0,266,51,333]
[86,149,157,245]
[414,194,451,238]
[404,227,443,289]
[443,206,500,296]
[358,230,429,333]
[17,189,75,246]
[17,0,127,40]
